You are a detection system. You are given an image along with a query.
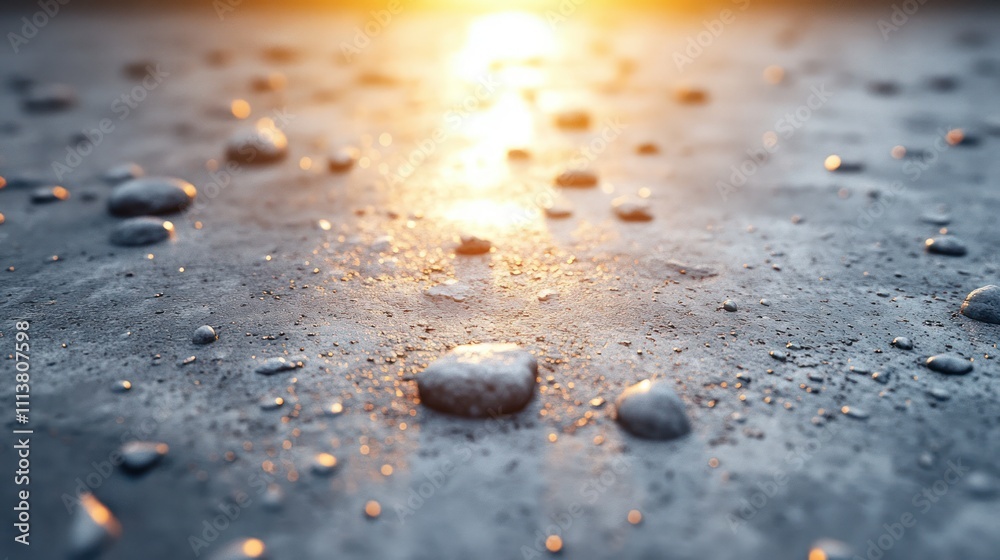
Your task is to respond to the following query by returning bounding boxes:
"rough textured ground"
[2,3,1000,559]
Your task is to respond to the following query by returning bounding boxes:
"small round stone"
[615,380,691,440]
[103,163,144,185]
[636,142,659,155]
[673,85,709,104]
[120,441,169,472]
[924,235,967,256]
[108,177,197,217]
[455,235,492,255]
[960,285,1000,324]
[192,325,218,345]
[255,356,303,375]
[259,396,284,411]
[555,169,598,188]
[328,148,357,172]
[311,453,339,476]
[769,350,787,362]
[109,217,174,246]
[226,123,288,164]
[69,494,121,559]
[541,194,574,218]
[23,83,76,112]
[507,148,531,160]
[111,380,132,393]
[722,300,738,312]
[30,185,69,203]
[417,343,537,418]
[553,110,590,130]
[612,196,653,222]
[891,336,913,350]
[925,353,973,375]
[209,538,268,560]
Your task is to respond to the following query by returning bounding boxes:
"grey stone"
[417,343,537,417]
[925,353,973,375]
[960,285,1000,324]
[120,441,168,472]
[108,177,196,217]
[924,235,967,256]
[69,494,121,559]
[612,196,653,222]
[103,163,144,185]
[226,125,287,164]
[192,325,217,344]
[615,380,691,440]
[109,217,174,246]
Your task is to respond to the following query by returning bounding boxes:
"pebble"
[554,169,598,188]
[455,235,492,255]
[919,211,951,226]
[192,325,218,344]
[722,300,738,312]
[22,83,76,112]
[108,177,197,217]
[769,350,787,362]
[311,453,339,476]
[924,235,967,256]
[537,289,559,302]
[891,336,913,350]
[807,372,825,382]
[614,380,691,440]
[109,217,174,246]
[69,494,121,559]
[759,298,770,306]
[636,142,659,155]
[553,110,590,130]
[809,539,854,560]
[262,484,285,511]
[673,85,709,104]
[417,343,537,417]
[226,123,288,164]
[120,441,169,472]
[2,172,49,189]
[328,148,356,172]
[966,471,998,499]
[30,185,69,203]
[209,538,268,560]
[255,356,303,375]
[507,148,531,160]
[425,279,471,302]
[612,196,653,222]
[926,386,951,401]
[541,194,574,218]
[111,380,132,393]
[103,163,144,185]
[841,406,869,420]
[259,396,284,411]
[960,285,1000,324]
[925,353,973,375]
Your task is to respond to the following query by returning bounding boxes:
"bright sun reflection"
[443,200,533,234]
[453,11,555,84]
